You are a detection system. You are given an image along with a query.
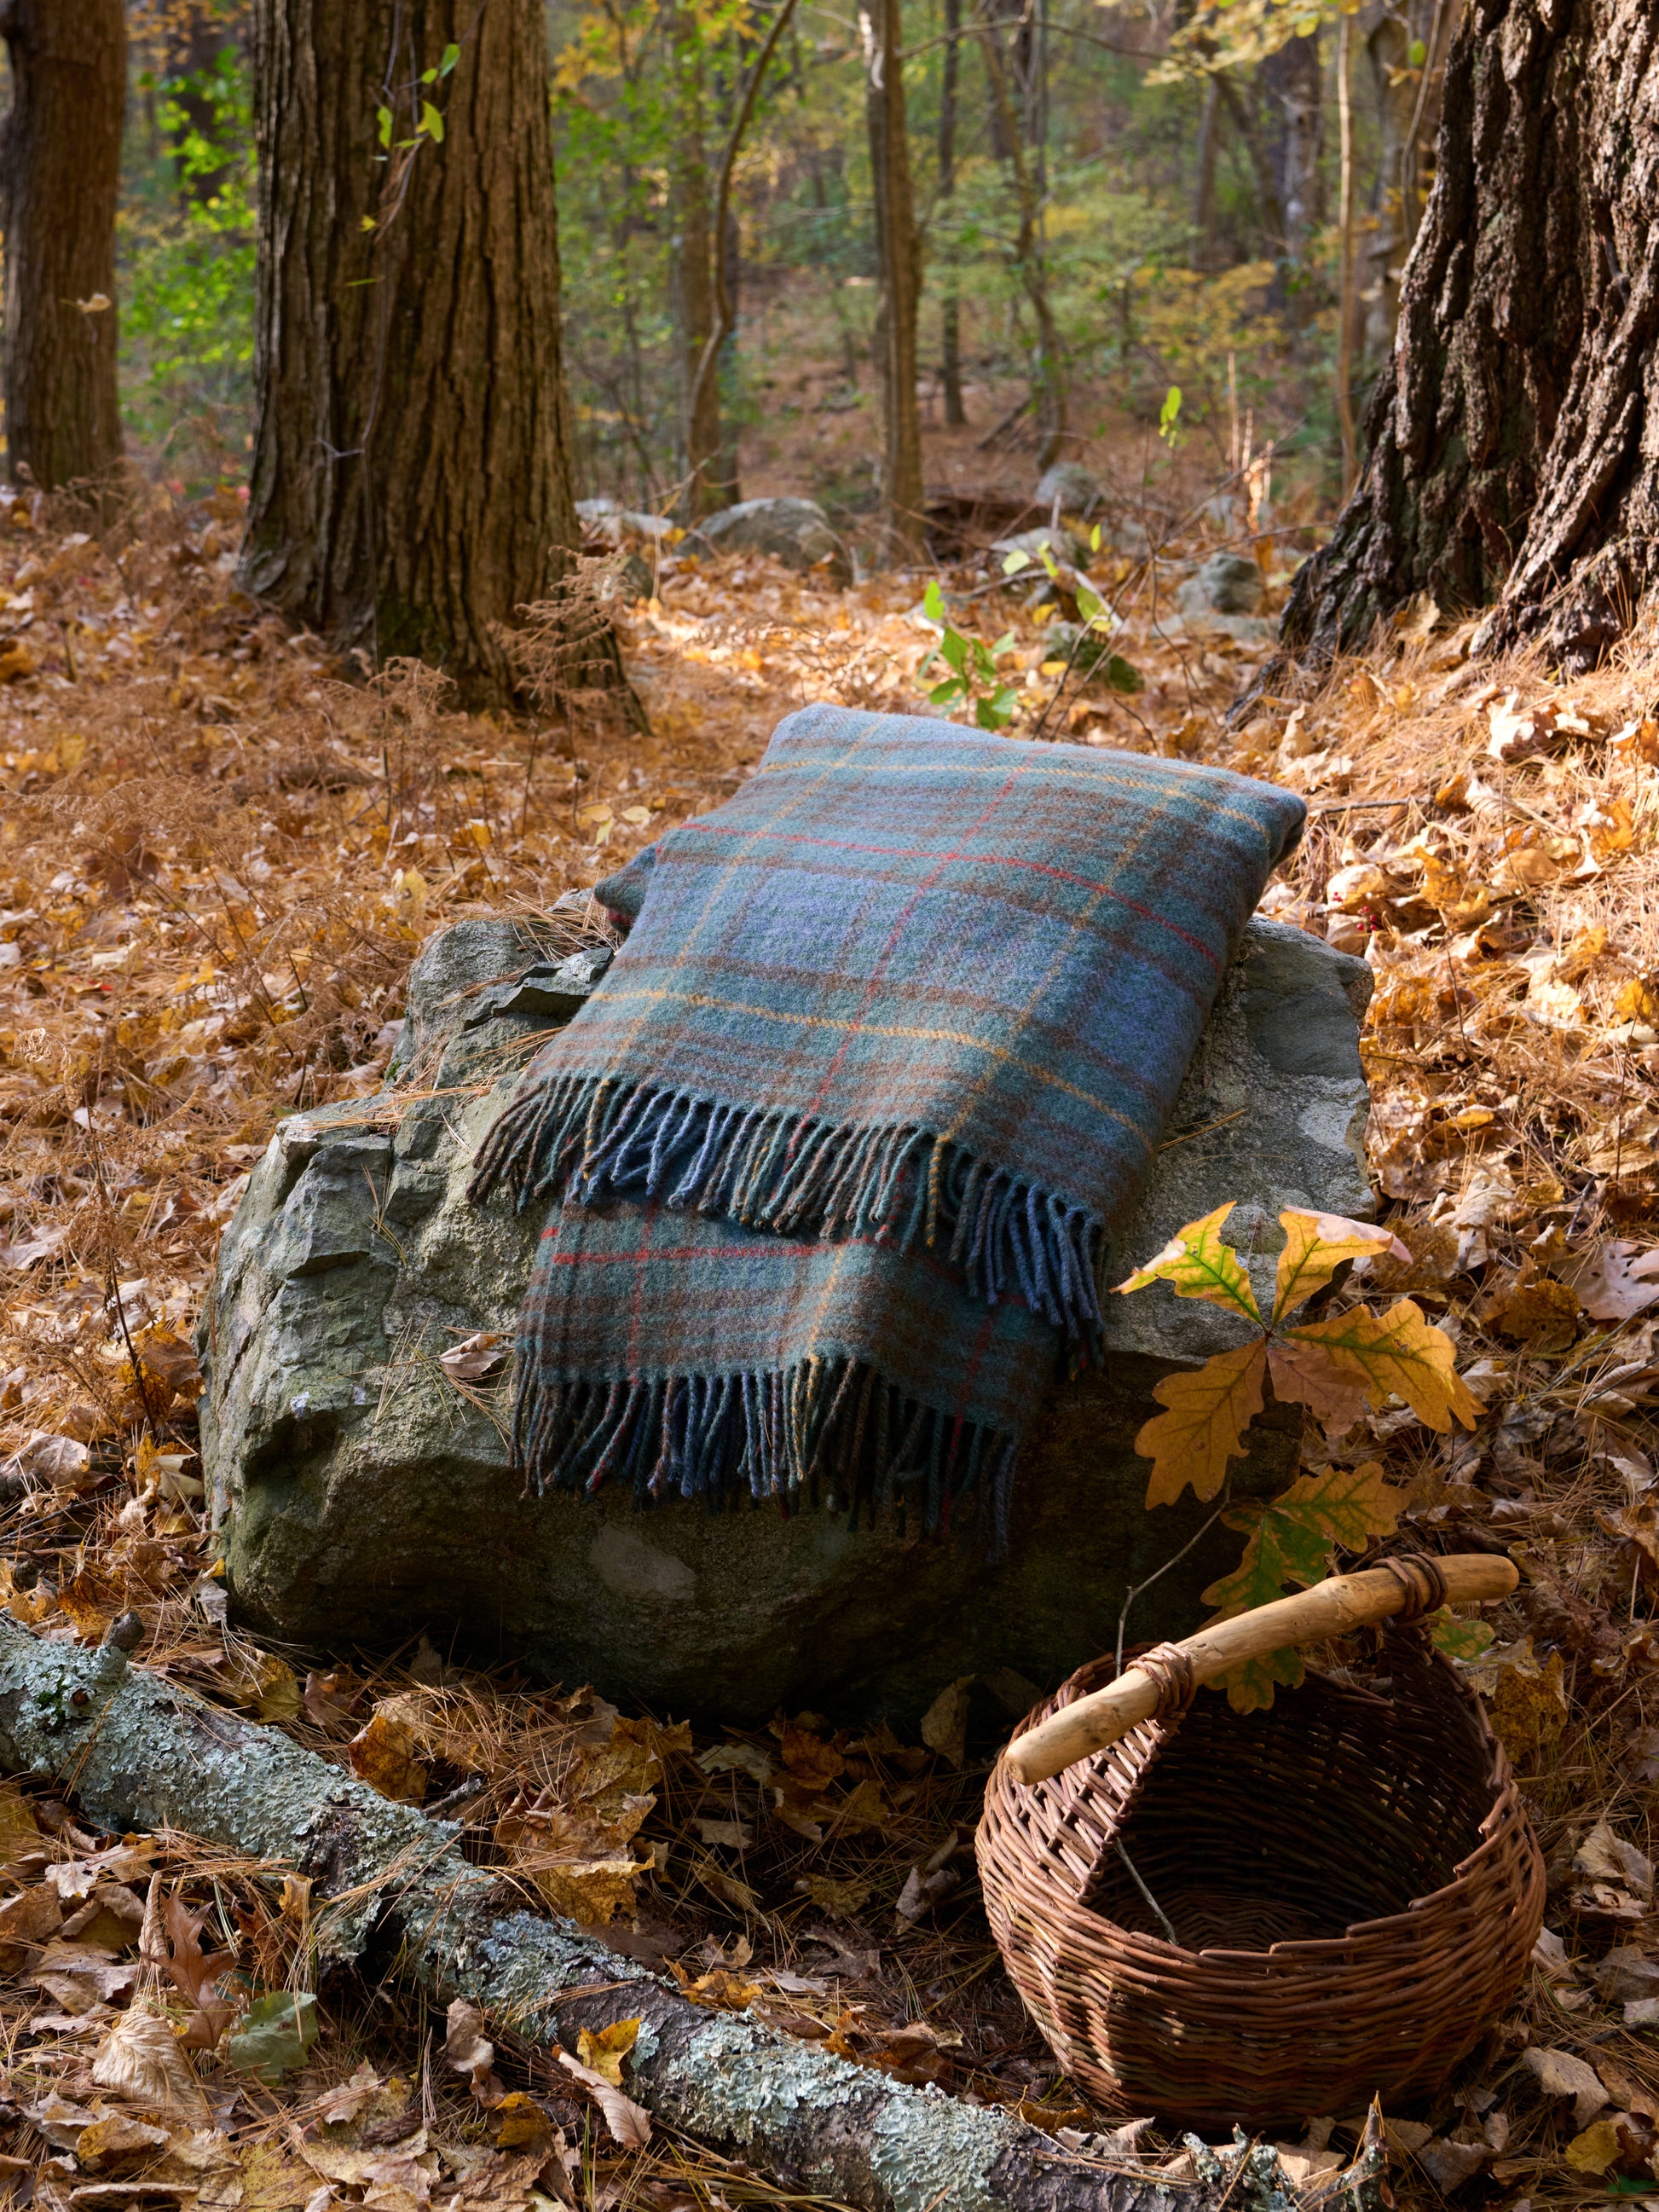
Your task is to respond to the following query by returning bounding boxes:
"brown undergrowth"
[0,483,1651,2207]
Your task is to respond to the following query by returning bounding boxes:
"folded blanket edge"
[513,1352,1022,1552]
[469,1068,1107,1346]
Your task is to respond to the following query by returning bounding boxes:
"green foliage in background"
[120,38,257,483]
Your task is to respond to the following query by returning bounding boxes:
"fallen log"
[0,1613,1238,2212]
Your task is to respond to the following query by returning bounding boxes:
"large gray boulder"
[685,497,853,586]
[200,912,1373,1723]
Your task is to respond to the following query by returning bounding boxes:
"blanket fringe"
[471,1074,1105,1347]
[513,1351,1020,1555]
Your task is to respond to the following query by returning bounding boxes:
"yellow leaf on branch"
[1277,1297,1481,1432]
[1116,1201,1262,1323]
[1270,1207,1409,1323]
[1135,1338,1266,1506]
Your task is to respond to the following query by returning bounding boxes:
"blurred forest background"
[109,0,1449,544]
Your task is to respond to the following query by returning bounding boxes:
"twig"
[1114,1839,1179,1947]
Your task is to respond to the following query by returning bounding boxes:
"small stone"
[1179,551,1264,617]
[686,497,852,586]
[1035,461,1106,516]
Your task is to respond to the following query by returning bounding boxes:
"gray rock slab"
[201,913,1372,1725]
[685,497,853,587]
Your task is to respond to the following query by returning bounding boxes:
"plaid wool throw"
[471,706,1305,1527]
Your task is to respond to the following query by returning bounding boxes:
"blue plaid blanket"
[472,707,1304,1526]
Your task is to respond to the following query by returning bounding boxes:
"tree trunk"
[861,0,927,559]
[714,200,743,505]
[239,0,590,705]
[670,4,724,519]
[975,7,1066,469]
[0,0,126,495]
[1260,29,1321,309]
[939,0,967,425]
[1191,77,1222,274]
[1280,0,1659,675]
[0,1613,1250,2212]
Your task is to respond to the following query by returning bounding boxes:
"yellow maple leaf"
[1116,1202,1262,1323]
[1270,1208,1409,1323]
[576,2018,639,2087]
[1135,1339,1266,1506]
[1276,1297,1480,1432]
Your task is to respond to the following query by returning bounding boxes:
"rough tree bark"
[1280,0,1659,675]
[0,1614,1240,2212]
[862,0,928,559]
[0,0,126,495]
[239,0,589,703]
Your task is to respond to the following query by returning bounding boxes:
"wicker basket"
[977,1635,1544,2130]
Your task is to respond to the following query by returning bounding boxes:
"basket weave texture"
[977,1637,1544,2130]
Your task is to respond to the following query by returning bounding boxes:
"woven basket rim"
[1002,1647,1520,1968]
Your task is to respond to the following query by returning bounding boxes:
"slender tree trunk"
[239,0,594,706]
[1261,29,1322,312]
[670,3,723,518]
[1280,0,1659,675]
[1335,13,1357,494]
[1217,75,1284,268]
[861,0,926,559]
[0,0,126,496]
[975,7,1065,468]
[1191,76,1222,274]
[1361,4,1413,367]
[939,0,966,425]
[714,201,743,504]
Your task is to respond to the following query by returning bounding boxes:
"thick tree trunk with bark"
[862,0,927,559]
[1281,0,1659,675]
[239,0,587,703]
[0,1613,1249,2212]
[0,0,126,495]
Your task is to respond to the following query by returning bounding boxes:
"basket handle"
[1005,1552,1517,1786]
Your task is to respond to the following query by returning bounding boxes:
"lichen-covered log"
[0,1615,1219,2212]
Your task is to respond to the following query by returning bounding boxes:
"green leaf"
[1075,582,1104,623]
[1159,384,1183,442]
[1038,546,1060,577]
[977,686,1018,732]
[440,42,460,73]
[922,577,945,621]
[928,677,966,706]
[376,104,393,149]
[1407,36,1427,64]
[1429,1610,1496,1661]
[1116,1202,1262,1323]
[1090,524,1101,553]
[1104,653,1143,693]
[226,1990,319,2085]
[1002,548,1031,575]
[1204,1460,1406,1616]
[989,630,1016,657]
[420,100,444,141]
[420,66,438,84]
[939,629,968,676]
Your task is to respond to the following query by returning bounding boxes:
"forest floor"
[0,467,1653,2211]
